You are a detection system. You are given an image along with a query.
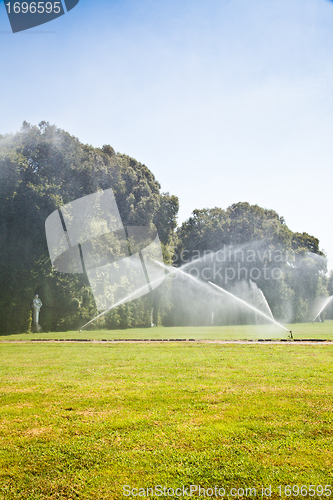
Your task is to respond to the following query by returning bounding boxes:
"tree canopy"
[168,203,327,324]
[0,122,178,333]
[0,122,328,332]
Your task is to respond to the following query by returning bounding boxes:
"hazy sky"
[1,0,333,266]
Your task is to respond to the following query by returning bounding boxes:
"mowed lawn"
[2,320,333,341]
[0,342,333,499]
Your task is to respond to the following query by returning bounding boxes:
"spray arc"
[208,281,291,334]
[155,261,292,336]
[313,295,333,322]
[45,188,165,328]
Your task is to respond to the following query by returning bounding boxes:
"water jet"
[154,260,290,334]
[313,296,333,322]
[208,281,290,333]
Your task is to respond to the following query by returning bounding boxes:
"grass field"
[0,326,333,499]
[1,320,333,341]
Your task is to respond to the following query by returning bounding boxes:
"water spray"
[79,275,165,331]
[208,281,291,333]
[153,260,291,336]
[312,295,333,322]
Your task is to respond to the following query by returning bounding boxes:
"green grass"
[0,342,333,499]
[1,321,333,341]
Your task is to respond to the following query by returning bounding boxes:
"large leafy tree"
[0,122,178,333]
[168,202,327,324]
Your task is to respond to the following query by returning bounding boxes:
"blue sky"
[1,0,333,266]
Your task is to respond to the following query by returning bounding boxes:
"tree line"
[0,122,331,333]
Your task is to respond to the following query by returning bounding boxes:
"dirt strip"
[0,339,332,345]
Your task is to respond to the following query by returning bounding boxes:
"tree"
[0,122,179,333]
[166,202,327,325]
